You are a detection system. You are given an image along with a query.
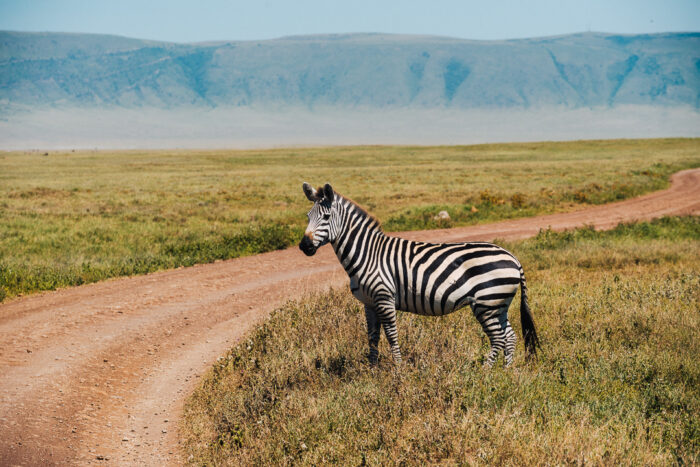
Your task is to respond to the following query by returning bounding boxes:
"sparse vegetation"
[1,138,698,301]
[182,217,700,465]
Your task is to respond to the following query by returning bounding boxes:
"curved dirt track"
[1,168,699,466]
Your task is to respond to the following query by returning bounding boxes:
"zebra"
[299,182,539,367]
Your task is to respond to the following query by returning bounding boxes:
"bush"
[510,192,527,208]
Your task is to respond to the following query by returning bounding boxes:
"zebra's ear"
[303,182,318,202]
[323,183,334,202]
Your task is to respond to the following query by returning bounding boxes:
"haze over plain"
[1,0,699,148]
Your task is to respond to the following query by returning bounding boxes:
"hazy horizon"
[2,105,698,151]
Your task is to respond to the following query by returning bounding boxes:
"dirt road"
[1,168,698,466]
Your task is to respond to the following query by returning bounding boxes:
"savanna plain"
[1,138,698,301]
[1,138,699,465]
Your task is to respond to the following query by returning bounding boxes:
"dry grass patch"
[183,217,700,465]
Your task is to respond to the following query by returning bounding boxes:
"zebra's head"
[299,182,337,256]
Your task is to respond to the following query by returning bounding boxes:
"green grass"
[0,223,298,303]
[182,217,700,465]
[1,138,698,301]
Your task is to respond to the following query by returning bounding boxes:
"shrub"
[510,192,527,208]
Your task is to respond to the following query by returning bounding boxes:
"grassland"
[1,138,699,301]
[182,217,700,465]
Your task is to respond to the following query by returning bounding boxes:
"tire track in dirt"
[1,168,698,466]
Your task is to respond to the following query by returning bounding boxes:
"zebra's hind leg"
[474,305,510,368]
[503,321,516,367]
[364,305,381,365]
[376,300,402,364]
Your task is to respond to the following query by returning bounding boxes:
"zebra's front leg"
[376,300,402,364]
[364,305,381,365]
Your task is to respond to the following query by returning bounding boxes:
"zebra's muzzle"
[299,235,317,256]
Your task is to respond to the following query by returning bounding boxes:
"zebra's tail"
[519,267,540,358]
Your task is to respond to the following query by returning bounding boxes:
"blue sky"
[1,0,698,42]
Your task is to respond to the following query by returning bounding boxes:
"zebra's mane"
[337,193,382,230]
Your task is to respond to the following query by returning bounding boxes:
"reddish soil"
[1,168,698,466]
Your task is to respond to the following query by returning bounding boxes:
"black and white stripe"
[299,183,539,367]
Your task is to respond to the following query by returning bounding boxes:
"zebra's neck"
[331,195,386,276]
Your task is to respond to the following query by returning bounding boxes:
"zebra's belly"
[398,290,469,316]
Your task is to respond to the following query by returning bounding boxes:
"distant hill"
[2,31,699,149]
[1,31,699,110]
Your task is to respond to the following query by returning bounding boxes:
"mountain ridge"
[1,30,699,112]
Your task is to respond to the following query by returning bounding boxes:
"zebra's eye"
[322,213,331,220]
